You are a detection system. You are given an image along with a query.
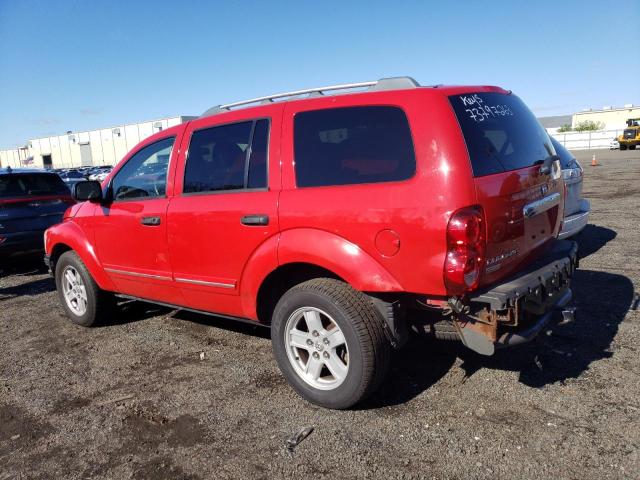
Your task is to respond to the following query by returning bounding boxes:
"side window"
[294,106,415,187]
[111,137,174,201]
[184,119,269,194]
[247,119,269,189]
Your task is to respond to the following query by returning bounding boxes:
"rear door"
[449,92,564,286]
[166,106,281,318]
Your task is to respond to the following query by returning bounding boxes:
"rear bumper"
[495,287,572,348]
[456,240,578,355]
[559,199,590,239]
[470,240,578,311]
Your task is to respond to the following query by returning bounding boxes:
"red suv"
[45,77,577,409]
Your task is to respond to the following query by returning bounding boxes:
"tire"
[620,145,627,151]
[630,145,636,150]
[271,278,391,409]
[432,320,460,341]
[55,251,115,327]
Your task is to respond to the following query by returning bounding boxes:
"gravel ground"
[1,149,638,480]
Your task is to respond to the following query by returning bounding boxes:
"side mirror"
[73,181,103,202]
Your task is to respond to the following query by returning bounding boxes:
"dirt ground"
[1,148,639,480]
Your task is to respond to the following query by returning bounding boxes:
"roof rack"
[200,76,420,117]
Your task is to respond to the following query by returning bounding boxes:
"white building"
[572,104,639,130]
[0,115,196,169]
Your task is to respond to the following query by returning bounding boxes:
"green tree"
[557,124,573,132]
[574,120,605,132]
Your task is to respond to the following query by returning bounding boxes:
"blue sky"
[1,0,638,149]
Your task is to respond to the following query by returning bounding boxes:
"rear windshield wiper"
[533,155,559,175]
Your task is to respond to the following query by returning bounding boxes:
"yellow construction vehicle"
[619,118,640,150]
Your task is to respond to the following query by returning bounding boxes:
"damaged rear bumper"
[495,287,572,348]
[456,240,578,355]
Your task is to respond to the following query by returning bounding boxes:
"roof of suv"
[200,76,509,120]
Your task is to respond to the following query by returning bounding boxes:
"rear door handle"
[241,214,269,226]
[141,216,161,226]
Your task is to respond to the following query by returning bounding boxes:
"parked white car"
[91,171,110,182]
[610,138,620,150]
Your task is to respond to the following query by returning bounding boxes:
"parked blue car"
[0,167,74,265]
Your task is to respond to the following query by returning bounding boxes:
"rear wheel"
[271,278,391,409]
[629,145,636,150]
[55,251,115,327]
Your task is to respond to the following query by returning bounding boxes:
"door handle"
[241,214,269,226]
[141,216,161,226]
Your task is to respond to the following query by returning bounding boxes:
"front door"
[93,135,183,304]
[167,106,282,318]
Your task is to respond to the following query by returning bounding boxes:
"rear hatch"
[449,92,563,287]
[0,172,73,234]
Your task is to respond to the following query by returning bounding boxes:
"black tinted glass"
[0,173,69,198]
[65,171,85,178]
[294,106,416,187]
[247,119,269,189]
[449,93,555,177]
[184,122,253,193]
[112,137,174,201]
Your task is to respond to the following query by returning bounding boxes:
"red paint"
[44,85,564,322]
[0,194,73,205]
[375,230,401,257]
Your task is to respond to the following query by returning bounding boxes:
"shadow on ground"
[0,277,55,300]
[172,309,270,339]
[99,300,175,327]
[0,257,54,300]
[365,269,634,408]
[574,225,617,259]
[100,299,271,339]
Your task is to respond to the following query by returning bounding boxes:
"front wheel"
[55,251,114,327]
[620,144,627,150]
[271,278,391,409]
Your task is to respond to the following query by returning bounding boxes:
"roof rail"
[200,76,420,117]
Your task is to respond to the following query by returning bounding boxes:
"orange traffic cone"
[591,154,598,166]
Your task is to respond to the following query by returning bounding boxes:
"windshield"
[449,92,555,177]
[0,173,70,198]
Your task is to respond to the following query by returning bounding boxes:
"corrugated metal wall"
[0,116,193,169]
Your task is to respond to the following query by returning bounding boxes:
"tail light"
[444,206,486,295]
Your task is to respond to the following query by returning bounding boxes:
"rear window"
[449,92,555,177]
[294,106,415,187]
[0,173,69,198]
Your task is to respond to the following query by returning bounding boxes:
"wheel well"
[256,263,342,325]
[50,243,72,273]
